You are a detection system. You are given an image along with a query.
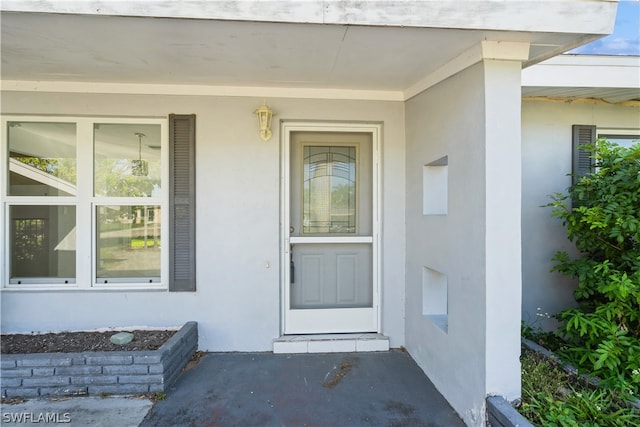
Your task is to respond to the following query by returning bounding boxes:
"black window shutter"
[169,114,196,291]
[572,124,596,185]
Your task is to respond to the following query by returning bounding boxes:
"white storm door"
[282,124,379,334]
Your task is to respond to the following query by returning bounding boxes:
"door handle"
[290,243,295,284]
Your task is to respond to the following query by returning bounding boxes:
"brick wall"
[1,322,197,399]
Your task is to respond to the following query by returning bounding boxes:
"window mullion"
[76,120,93,288]
[160,121,169,287]
[1,119,6,286]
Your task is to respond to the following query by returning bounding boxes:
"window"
[597,133,639,149]
[95,204,162,283]
[93,122,163,285]
[572,125,639,181]
[10,205,76,284]
[2,117,170,289]
[8,122,77,197]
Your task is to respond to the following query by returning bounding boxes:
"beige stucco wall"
[0,91,406,351]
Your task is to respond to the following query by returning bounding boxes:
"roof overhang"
[522,55,640,105]
[0,0,618,35]
[0,0,620,101]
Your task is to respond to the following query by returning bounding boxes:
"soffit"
[0,12,615,96]
[522,87,640,104]
[522,55,640,104]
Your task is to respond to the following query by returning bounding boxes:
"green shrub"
[547,139,640,395]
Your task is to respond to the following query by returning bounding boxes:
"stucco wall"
[521,100,640,330]
[405,60,523,426]
[0,92,406,351]
[405,62,487,425]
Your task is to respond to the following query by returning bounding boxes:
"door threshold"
[273,333,389,354]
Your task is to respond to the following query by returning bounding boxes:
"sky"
[570,0,640,55]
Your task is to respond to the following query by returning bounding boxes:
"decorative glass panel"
[94,124,161,197]
[8,122,77,196]
[9,205,76,283]
[303,146,356,234]
[96,205,161,282]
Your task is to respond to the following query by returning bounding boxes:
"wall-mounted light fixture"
[131,132,149,176]
[254,101,275,141]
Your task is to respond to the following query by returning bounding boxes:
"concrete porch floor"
[141,351,465,426]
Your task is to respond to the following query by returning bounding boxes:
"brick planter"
[1,321,197,399]
[486,395,534,427]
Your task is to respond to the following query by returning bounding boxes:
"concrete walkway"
[141,351,465,427]
[0,395,153,426]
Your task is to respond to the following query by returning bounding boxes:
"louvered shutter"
[169,114,196,291]
[572,124,596,185]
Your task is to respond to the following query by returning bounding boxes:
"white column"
[482,43,527,400]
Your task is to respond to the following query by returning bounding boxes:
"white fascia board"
[541,55,640,67]
[522,55,640,88]
[0,0,618,34]
[0,80,404,101]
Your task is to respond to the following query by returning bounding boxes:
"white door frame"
[280,121,381,334]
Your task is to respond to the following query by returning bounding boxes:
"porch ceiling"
[0,11,613,97]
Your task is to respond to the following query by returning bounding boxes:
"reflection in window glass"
[8,122,77,196]
[599,135,639,149]
[94,124,161,197]
[10,205,76,283]
[303,146,356,234]
[96,205,161,282]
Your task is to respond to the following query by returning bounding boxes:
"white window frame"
[597,127,640,149]
[1,115,169,291]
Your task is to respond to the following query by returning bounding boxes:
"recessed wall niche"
[422,266,448,333]
[423,156,448,215]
